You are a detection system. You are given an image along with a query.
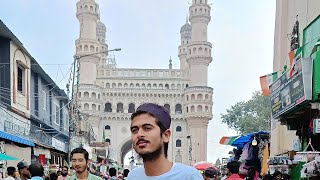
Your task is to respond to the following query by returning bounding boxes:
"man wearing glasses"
[68,148,102,180]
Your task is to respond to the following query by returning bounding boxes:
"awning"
[219,136,239,145]
[231,131,270,148]
[0,131,35,147]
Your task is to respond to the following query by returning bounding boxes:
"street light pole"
[67,48,121,163]
[187,135,192,166]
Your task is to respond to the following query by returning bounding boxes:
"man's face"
[130,113,170,161]
[20,168,31,178]
[61,168,68,176]
[71,153,88,174]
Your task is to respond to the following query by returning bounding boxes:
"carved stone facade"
[76,0,213,165]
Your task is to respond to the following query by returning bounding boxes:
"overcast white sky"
[0,0,276,164]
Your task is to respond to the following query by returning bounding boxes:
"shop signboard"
[313,119,320,134]
[0,108,31,137]
[89,142,109,147]
[52,137,66,152]
[270,56,313,119]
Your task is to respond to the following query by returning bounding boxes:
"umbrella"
[0,153,18,160]
[193,161,216,171]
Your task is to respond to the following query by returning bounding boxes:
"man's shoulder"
[88,173,103,180]
[128,166,145,177]
[173,163,200,173]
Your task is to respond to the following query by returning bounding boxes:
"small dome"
[97,21,106,31]
[180,22,191,34]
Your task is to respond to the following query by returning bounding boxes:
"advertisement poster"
[270,56,312,119]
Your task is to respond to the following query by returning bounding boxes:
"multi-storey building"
[0,20,71,167]
[271,0,320,155]
[76,0,213,165]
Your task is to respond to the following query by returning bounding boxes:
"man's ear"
[163,129,171,143]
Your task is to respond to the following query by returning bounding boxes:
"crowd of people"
[0,103,291,179]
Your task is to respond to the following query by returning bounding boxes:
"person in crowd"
[5,167,16,180]
[226,161,243,180]
[56,171,61,177]
[108,168,117,180]
[16,161,31,180]
[28,163,44,180]
[49,173,58,180]
[57,166,69,180]
[127,103,203,179]
[122,169,129,180]
[272,171,282,180]
[68,148,102,180]
[203,167,218,180]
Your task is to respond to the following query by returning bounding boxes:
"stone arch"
[175,104,182,114]
[165,84,169,89]
[90,6,93,11]
[191,94,195,100]
[186,95,189,101]
[205,106,209,112]
[98,94,100,99]
[176,126,182,132]
[112,83,116,88]
[104,103,112,112]
[191,105,195,112]
[106,83,110,88]
[199,47,203,53]
[84,91,89,98]
[84,103,89,110]
[197,105,203,112]
[147,83,151,89]
[130,83,134,88]
[176,139,182,147]
[118,137,132,166]
[197,94,203,100]
[141,83,146,88]
[159,84,163,89]
[98,105,100,111]
[124,83,128,88]
[117,103,124,113]
[193,47,196,54]
[171,84,175,89]
[105,125,111,130]
[84,45,88,51]
[136,83,140,88]
[205,94,209,100]
[90,45,94,52]
[118,83,122,88]
[153,83,157,88]
[91,92,96,99]
[128,103,135,113]
[164,104,170,113]
[92,104,96,111]
[177,84,181,89]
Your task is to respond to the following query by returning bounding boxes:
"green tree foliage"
[221,91,271,134]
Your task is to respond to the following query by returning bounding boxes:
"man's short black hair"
[7,166,16,176]
[131,111,169,158]
[71,148,89,161]
[227,161,240,174]
[29,163,44,177]
[62,166,69,170]
[123,169,130,177]
[109,167,116,176]
[49,172,58,180]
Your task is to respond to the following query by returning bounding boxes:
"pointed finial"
[186,13,189,23]
[169,56,172,69]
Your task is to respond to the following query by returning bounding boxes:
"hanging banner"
[269,56,313,119]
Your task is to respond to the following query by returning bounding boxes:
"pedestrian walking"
[16,161,31,180]
[28,163,45,180]
[225,161,243,180]
[68,148,102,180]
[204,167,218,180]
[5,167,16,180]
[127,103,203,179]
[122,169,129,180]
[108,168,117,180]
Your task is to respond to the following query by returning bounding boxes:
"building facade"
[0,20,71,168]
[76,0,213,165]
[271,0,320,156]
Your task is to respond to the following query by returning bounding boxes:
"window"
[176,126,182,132]
[164,104,170,113]
[105,125,111,130]
[17,65,25,94]
[55,105,60,125]
[42,90,46,110]
[64,114,69,130]
[117,103,124,113]
[128,103,135,113]
[176,139,181,147]
[105,103,112,112]
[175,104,182,114]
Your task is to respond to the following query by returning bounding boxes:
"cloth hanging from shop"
[260,142,269,176]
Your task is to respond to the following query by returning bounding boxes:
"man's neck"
[143,155,173,176]
[76,170,89,180]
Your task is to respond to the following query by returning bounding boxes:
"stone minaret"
[184,0,213,164]
[178,16,192,70]
[96,20,109,64]
[76,0,100,84]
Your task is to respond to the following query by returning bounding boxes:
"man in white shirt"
[5,167,16,180]
[128,103,202,180]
